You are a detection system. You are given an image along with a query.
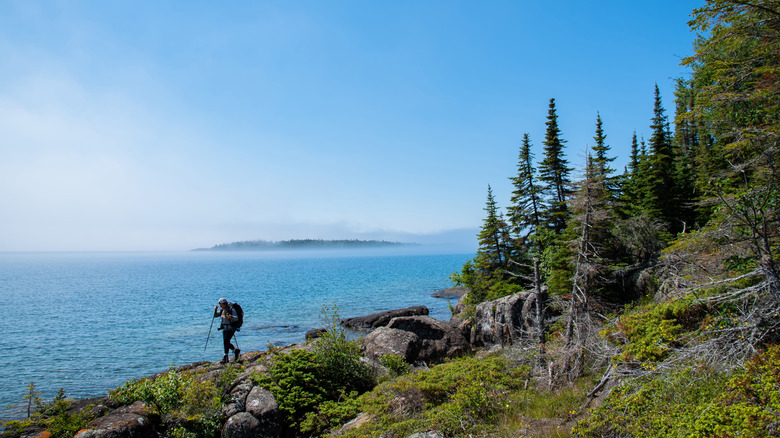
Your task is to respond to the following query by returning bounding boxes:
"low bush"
[108,368,223,438]
[380,354,411,377]
[251,305,374,436]
[574,344,780,437]
[1,388,95,438]
[341,354,532,438]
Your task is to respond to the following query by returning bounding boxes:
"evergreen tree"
[628,131,640,177]
[672,78,700,231]
[538,98,573,233]
[640,85,680,231]
[686,0,780,300]
[616,131,642,218]
[456,185,520,304]
[591,113,616,180]
[475,185,509,271]
[508,133,544,247]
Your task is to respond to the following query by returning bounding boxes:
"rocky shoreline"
[8,286,548,438]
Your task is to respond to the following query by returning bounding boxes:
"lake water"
[0,250,471,420]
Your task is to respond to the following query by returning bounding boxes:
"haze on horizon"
[0,1,701,252]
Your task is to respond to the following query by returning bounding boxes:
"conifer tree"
[686,0,780,300]
[539,98,573,234]
[640,85,680,231]
[508,133,544,249]
[616,131,642,218]
[672,78,700,231]
[591,113,616,180]
[476,185,508,269]
[461,185,515,302]
[629,131,640,177]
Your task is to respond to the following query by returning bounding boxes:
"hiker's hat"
[218,298,228,304]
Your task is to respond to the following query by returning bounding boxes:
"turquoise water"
[0,250,470,419]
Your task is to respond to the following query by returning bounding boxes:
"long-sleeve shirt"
[215,306,238,329]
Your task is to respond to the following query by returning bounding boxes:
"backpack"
[229,303,244,329]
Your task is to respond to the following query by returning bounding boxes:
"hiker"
[214,298,241,363]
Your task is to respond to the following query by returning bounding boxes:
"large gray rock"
[386,316,470,363]
[448,315,472,342]
[74,401,157,438]
[363,327,422,362]
[406,432,448,438]
[222,380,253,418]
[471,292,535,347]
[342,306,429,330]
[222,412,263,438]
[245,386,280,436]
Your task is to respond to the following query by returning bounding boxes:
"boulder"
[406,432,448,438]
[222,380,253,418]
[245,386,280,436]
[448,315,472,342]
[471,292,535,347]
[222,412,263,438]
[330,412,375,436]
[431,286,468,299]
[386,316,470,363]
[305,328,327,340]
[341,306,429,330]
[74,401,157,438]
[450,292,469,316]
[363,327,422,362]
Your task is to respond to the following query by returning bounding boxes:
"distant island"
[192,239,415,251]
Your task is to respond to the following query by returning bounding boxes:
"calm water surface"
[0,250,471,419]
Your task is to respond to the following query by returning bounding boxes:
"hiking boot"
[220,355,228,364]
[233,348,241,362]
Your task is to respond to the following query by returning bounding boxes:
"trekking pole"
[204,314,216,351]
[232,331,239,350]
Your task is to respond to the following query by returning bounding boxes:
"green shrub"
[572,366,728,437]
[314,304,375,392]
[1,388,96,438]
[604,300,689,363]
[251,305,375,436]
[380,354,411,377]
[689,344,780,437]
[108,369,223,438]
[572,346,780,438]
[344,355,530,437]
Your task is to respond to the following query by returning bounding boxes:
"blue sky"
[0,1,703,251]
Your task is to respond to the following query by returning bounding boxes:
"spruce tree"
[641,85,679,231]
[672,78,700,231]
[686,0,780,300]
[538,98,573,234]
[462,185,516,302]
[508,134,544,246]
[591,113,616,180]
[616,131,642,218]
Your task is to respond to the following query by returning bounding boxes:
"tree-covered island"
[193,239,413,251]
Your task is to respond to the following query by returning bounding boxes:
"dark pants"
[222,327,236,355]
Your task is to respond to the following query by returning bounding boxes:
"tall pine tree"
[508,134,544,247]
[640,85,680,231]
[539,98,573,234]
